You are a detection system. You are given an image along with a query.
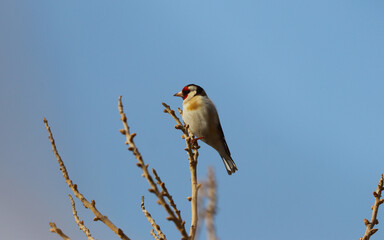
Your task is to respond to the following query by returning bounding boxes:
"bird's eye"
[182,86,190,95]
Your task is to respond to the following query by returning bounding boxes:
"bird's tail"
[221,154,238,175]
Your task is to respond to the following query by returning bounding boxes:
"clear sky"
[1,0,384,239]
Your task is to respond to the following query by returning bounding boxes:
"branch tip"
[360,174,384,240]
[49,222,70,240]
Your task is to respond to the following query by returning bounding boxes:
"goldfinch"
[174,84,238,175]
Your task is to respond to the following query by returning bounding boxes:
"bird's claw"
[189,137,204,149]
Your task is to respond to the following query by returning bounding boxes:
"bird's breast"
[182,96,218,141]
[184,97,202,111]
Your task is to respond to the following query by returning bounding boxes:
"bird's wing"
[217,120,231,156]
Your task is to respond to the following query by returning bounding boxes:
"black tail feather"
[221,155,238,175]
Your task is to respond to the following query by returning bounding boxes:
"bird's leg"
[193,137,204,142]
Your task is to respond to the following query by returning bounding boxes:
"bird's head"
[174,84,206,102]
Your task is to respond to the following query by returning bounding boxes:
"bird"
[174,84,238,175]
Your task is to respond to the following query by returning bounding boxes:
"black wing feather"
[217,120,231,156]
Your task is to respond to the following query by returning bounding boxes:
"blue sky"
[1,0,384,239]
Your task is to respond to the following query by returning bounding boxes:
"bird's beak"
[174,91,183,98]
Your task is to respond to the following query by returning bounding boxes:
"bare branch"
[43,118,130,240]
[162,102,199,240]
[49,222,70,240]
[118,97,189,239]
[360,174,384,240]
[68,194,94,240]
[141,196,167,240]
[152,169,184,224]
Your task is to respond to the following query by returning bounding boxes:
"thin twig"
[150,229,160,240]
[49,222,70,240]
[162,102,199,240]
[152,169,183,223]
[360,174,384,240]
[43,118,130,240]
[68,194,94,240]
[118,97,189,240]
[141,196,167,240]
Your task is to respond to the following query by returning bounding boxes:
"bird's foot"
[190,136,204,149]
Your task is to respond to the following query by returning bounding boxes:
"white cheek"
[184,94,193,102]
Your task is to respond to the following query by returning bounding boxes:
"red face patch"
[182,86,189,92]
[182,86,190,100]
